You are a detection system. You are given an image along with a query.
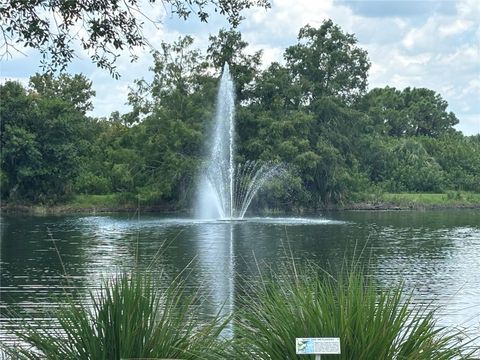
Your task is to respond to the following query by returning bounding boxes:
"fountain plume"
[197,64,282,220]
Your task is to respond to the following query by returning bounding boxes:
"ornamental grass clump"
[4,273,228,360]
[232,263,476,359]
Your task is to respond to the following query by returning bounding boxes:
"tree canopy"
[284,20,370,105]
[360,86,459,137]
[0,79,91,202]
[0,0,270,77]
[29,73,95,114]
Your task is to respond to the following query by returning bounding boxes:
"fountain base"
[217,218,248,222]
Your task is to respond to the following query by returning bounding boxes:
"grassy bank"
[1,194,180,215]
[346,191,480,210]
[2,191,480,215]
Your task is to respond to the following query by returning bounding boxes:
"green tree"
[249,62,302,112]
[420,134,480,192]
[385,139,446,192]
[359,87,407,136]
[207,29,263,100]
[1,80,88,202]
[360,87,459,137]
[236,20,373,207]
[259,20,372,204]
[1,0,270,77]
[404,87,458,137]
[284,19,370,105]
[357,135,391,183]
[125,36,216,206]
[73,115,136,195]
[29,73,96,114]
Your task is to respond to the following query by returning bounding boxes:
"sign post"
[296,338,341,359]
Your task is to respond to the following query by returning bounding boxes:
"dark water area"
[1,210,480,347]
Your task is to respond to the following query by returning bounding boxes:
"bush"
[232,262,476,359]
[386,139,446,192]
[4,273,228,360]
[74,171,112,194]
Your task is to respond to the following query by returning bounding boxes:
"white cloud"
[455,114,480,135]
[259,46,284,68]
[439,19,473,37]
[402,28,416,49]
[397,52,432,66]
[89,80,131,118]
[248,0,333,30]
[0,76,29,87]
[456,0,480,21]
[242,0,334,46]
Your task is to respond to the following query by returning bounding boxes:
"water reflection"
[190,223,236,332]
[1,211,479,347]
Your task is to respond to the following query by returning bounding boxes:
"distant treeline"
[1,20,479,209]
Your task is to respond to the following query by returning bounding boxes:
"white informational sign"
[296,338,341,355]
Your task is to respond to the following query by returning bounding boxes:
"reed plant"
[231,262,476,359]
[3,262,477,359]
[3,273,228,360]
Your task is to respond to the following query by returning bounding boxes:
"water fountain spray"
[198,64,282,220]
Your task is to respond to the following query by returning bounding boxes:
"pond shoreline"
[2,199,480,215]
[0,203,181,215]
[338,202,480,211]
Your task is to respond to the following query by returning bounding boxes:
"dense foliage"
[1,20,479,209]
[0,78,93,202]
[0,0,270,77]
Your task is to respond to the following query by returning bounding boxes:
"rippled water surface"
[1,210,479,345]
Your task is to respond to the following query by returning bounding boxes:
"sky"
[1,0,479,135]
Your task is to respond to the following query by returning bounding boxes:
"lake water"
[1,210,479,347]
